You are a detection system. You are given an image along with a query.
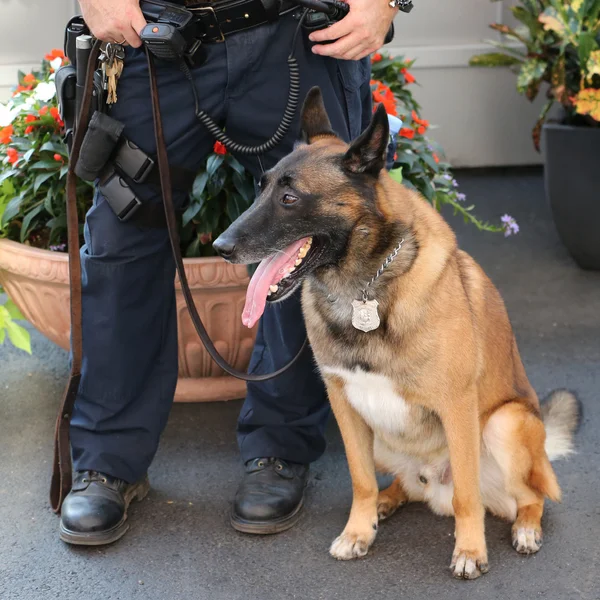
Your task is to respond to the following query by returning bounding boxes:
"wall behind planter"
[0,0,543,167]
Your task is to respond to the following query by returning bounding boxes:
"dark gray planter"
[542,123,600,270]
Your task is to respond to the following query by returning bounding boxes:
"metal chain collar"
[361,238,405,302]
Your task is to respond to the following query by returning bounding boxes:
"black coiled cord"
[180,8,309,156]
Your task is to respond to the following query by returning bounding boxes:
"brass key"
[102,42,125,105]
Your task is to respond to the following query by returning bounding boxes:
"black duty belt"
[142,0,298,44]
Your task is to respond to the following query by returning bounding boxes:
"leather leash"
[51,40,307,513]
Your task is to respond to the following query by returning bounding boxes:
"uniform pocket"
[336,57,371,140]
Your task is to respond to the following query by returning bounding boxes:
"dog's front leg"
[326,376,378,560]
[441,388,489,580]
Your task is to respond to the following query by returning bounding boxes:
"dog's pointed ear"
[342,104,390,176]
[300,87,336,144]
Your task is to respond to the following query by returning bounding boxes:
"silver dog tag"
[351,299,380,332]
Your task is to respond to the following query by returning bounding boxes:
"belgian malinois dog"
[213,88,579,579]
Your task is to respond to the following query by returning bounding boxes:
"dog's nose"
[213,237,236,259]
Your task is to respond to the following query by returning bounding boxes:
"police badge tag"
[351,299,380,332]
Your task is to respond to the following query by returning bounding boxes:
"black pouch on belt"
[75,111,124,181]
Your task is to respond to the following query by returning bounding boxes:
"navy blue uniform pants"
[70,14,373,483]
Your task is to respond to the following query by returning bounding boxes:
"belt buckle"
[192,6,225,43]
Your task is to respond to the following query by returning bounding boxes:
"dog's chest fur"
[322,366,422,436]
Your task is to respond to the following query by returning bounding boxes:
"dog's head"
[213,87,391,328]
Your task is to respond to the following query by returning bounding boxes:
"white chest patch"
[322,367,411,435]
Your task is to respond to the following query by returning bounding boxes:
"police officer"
[59,0,400,545]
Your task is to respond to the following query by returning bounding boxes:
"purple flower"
[456,192,466,202]
[49,243,67,252]
[443,174,452,181]
[452,179,459,188]
[501,214,519,237]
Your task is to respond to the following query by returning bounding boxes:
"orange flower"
[433,153,440,163]
[25,114,37,123]
[6,147,18,164]
[399,128,415,139]
[12,84,32,96]
[49,106,64,127]
[417,126,425,135]
[401,68,416,84]
[213,141,227,155]
[371,79,397,116]
[0,125,14,145]
[23,73,36,84]
[53,153,63,162]
[25,126,34,134]
[39,106,49,116]
[371,53,383,63]
[45,49,65,61]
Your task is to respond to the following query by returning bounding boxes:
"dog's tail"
[541,389,581,461]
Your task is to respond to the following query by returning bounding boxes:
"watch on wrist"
[389,0,414,13]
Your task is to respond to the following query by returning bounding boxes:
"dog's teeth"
[289,266,296,273]
[298,248,308,258]
[306,237,313,246]
[270,285,279,293]
[267,290,272,296]
[295,258,302,266]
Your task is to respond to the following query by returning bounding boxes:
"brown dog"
[213,88,579,579]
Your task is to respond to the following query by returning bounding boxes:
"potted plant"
[470,0,600,269]
[0,49,514,399]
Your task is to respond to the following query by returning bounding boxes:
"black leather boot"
[231,458,309,534]
[59,471,150,546]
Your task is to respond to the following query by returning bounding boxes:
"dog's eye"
[281,194,299,206]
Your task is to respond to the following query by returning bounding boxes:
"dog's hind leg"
[377,477,408,520]
[483,401,561,555]
[325,376,379,561]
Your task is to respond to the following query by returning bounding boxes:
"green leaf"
[43,187,54,216]
[40,141,67,155]
[23,148,35,163]
[578,32,597,72]
[0,169,18,185]
[4,299,25,320]
[226,192,245,223]
[1,195,24,227]
[20,203,45,242]
[59,165,69,179]
[206,154,224,178]
[30,159,61,170]
[389,167,403,183]
[0,328,5,345]
[517,59,547,96]
[191,171,209,200]
[469,53,522,67]
[182,200,201,227]
[6,319,32,354]
[34,171,55,193]
[226,156,246,176]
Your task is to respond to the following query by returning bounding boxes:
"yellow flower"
[571,0,584,12]
[586,50,600,81]
[574,89,600,122]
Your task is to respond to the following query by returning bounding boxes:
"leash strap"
[50,38,307,513]
[50,40,102,513]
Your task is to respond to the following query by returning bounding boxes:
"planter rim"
[543,122,600,133]
[0,238,229,266]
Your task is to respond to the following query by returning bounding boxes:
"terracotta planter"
[0,238,257,402]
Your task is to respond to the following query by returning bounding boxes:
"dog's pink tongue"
[242,238,310,329]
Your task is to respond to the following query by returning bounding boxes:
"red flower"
[399,128,415,139]
[199,232,213,245]
[393,152,398,161]
[39,106,49,116]
[401,68,416,84]
[371,79,397,116]
[0,125,14,145]
[23,73,36,84]
[53,153,63,162]
[25,126,34,134]
[213,141,227,155]
[25,114,36,123]
[6,147,18,164]
[12,84,32,96]
[371,53,383,63]
[50,106,64,127]
[45,49,65,62]
[433,153,440,163]
[417,126,425,135]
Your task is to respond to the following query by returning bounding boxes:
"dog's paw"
[450,549,489,580]
[377,497,404,521]
[330,529,376,560]
[512,526,542,554]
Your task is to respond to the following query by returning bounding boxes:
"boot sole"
[230,497,304,535]
[59,476,150,546]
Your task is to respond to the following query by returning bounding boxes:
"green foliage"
[0,286,31,354]
[470,0,600,148]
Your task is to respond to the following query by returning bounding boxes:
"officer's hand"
[79,0,147,48]
[309,0,397,61]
